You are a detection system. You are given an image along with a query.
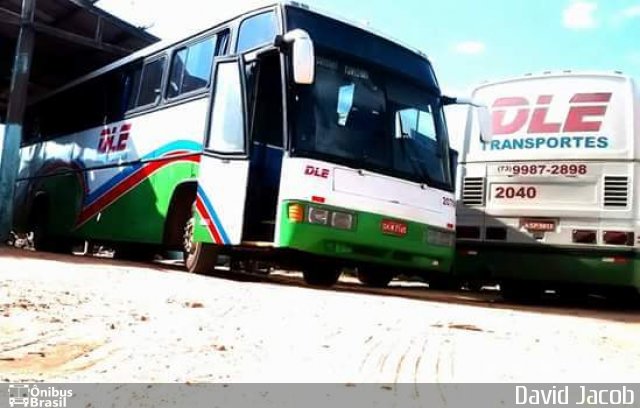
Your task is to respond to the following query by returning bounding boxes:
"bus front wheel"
[302,266,341,287]
[183,218,219,274]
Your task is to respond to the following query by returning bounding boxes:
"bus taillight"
[572,230,597,244]
[603,231,634,246]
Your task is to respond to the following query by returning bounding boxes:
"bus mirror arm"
[442,95,493,143]
[442,95,482,107]
[280,29,316,85]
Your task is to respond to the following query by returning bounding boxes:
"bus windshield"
[291,54,452,190]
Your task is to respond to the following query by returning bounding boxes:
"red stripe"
[195,196,223,244]
[570,92,612,103]
[76,154,199,227]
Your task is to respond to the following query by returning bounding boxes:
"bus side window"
[207,62,245,154]
[124,65,142,111]
[136,57,166,108]
[167,31,229,100]
[236,11,277,53]
[182,37,216,94]
[167,37,216,98]
[167,48,188,99]
[216,30,230,55]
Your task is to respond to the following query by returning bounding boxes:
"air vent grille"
[462,177,485,206]
[603,176,629,208]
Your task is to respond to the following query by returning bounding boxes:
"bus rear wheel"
[183,218,219,274]
[303,266,341,287]
[357,267,393,288]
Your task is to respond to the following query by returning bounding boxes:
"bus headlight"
[331,211,355,230]
[308,206,330,225]
[427,229,455,247]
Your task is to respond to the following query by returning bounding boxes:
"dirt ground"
[1,247,639,383]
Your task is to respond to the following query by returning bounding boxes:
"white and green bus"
[456,71,640,299]
[15,2,475,287]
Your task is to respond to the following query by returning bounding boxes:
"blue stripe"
[144,140,202,160]
[197,185,231,245]
[84,140,202,206]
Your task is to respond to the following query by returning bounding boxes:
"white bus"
[14,2,483,287]
[456,71,640,299]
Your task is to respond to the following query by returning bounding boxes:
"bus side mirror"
[282,29,315,85]
[476,106,493,143]
[443,95,493,143]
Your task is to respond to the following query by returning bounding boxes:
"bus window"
[136,57,166,108]
[124,66,142,111]
[236,11,277,53]
[207,62,244,154]
[167,48,188,99]
[183,37,216,93]
[216,30,230,55]
[250,53,283,147]
[167,33,229,99]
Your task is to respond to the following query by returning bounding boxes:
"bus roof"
[473,70,634,93]
[34,1,431,104]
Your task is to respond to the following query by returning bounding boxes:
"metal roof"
[0,0,159,120]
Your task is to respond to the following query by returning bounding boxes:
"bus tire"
[163,182,197,249]
[183,217,219,274]
[303,266,341,287]
[185,242,219,274]
[30,196,72,254]
[357,267,393,288]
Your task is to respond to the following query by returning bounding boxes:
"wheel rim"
[183,217,196,256]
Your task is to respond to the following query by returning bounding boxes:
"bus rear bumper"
[455,242,640,290]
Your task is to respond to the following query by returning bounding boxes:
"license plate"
[381,219,408,236]
[521,219,556,232]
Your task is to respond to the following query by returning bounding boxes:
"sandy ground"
[1,247,639,383]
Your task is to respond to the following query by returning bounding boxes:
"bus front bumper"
[278,200,454,274]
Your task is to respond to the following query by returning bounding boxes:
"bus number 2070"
[494,186,537,199]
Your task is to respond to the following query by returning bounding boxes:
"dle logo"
[98,123,131,154]
[492,92,611,134]
[304,165,330,179]
[488,92,612,151]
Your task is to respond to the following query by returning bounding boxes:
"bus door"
[197,57,250,246]
[242,51,285,242]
